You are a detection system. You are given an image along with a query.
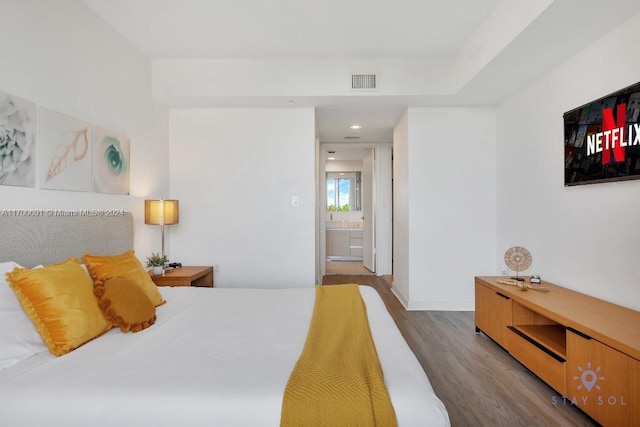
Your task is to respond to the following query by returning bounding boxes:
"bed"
[0,213,450,426]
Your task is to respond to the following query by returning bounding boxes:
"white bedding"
[0,286,449,426]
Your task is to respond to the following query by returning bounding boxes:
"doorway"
[317,142,393,282]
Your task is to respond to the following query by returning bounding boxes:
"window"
[327,172,361,211]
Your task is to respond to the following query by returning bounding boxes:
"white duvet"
[0,286,449,426]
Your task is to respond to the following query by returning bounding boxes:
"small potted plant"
[146,253,168,275]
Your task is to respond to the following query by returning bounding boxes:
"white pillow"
[0,261,48,369]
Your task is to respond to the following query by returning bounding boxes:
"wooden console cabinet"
[475,276,640,426]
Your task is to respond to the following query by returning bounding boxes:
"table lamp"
[144,199,179,260]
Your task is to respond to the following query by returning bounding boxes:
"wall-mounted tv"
[564,81,640,186]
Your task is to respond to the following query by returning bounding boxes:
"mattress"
[0,286,449,426]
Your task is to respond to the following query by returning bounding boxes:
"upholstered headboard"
[0,212,133,268]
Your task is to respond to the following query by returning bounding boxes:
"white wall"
[325,160,363,172]
[153,58,455,104]
[392,111,411,304]
[169,108,316,288]
[497,13,640,311]
[393,108,497,310]
[0,0,169,259]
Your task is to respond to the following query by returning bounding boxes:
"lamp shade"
[144,200,179,225]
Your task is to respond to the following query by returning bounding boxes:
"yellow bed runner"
[281,284,397,427]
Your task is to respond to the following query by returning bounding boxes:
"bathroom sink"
[325,220,363,229]
[325,220,343,229]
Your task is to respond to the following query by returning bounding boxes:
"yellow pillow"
[7,259,112,356]
[82,250,165,307]
[95,277,156,333]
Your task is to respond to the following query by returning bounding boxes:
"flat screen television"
[564,81,640,186]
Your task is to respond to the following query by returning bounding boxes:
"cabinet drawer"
[508,328,566,395]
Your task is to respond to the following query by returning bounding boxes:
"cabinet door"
[566,329,639,426]
[326,230,350,256]
[475,282,512,350]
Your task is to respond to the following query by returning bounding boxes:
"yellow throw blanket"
[281,284,397,427]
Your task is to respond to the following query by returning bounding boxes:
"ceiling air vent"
[344,136,360,140]
[352,74,376,89]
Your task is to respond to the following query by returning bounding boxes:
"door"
[475,282,512,350]
[362,149,375,272]
[566,329,639,425]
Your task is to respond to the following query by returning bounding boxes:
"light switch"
[291,195,299,207]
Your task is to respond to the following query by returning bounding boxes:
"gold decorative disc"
[504,246,532,272]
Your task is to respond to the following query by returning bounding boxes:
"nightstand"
[150,266,214,288]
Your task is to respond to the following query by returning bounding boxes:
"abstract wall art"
[93,127,130,195]
[0,90,36,187]
[39,108,92,191]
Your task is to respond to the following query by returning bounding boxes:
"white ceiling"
[81,0,500,58]
[82,0,640,153]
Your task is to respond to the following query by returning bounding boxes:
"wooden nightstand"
[151,266,214,288]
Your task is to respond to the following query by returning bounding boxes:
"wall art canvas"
[0,90,36,187]
[93,126,130,194]
[39,108,92,191]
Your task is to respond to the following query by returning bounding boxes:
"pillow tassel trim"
[7,263,111,356]
[82,251,166,307]
[94,280,156,333]
[7,267,60,355]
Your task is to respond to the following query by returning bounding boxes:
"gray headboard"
[0,212,133,268]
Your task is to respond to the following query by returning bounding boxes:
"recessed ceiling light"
[350,125,362,130]
[328,157,336,160]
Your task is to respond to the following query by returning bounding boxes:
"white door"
[362,149,375,272]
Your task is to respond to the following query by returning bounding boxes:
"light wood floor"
[321,275,598,427]
[325,261,374,275]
